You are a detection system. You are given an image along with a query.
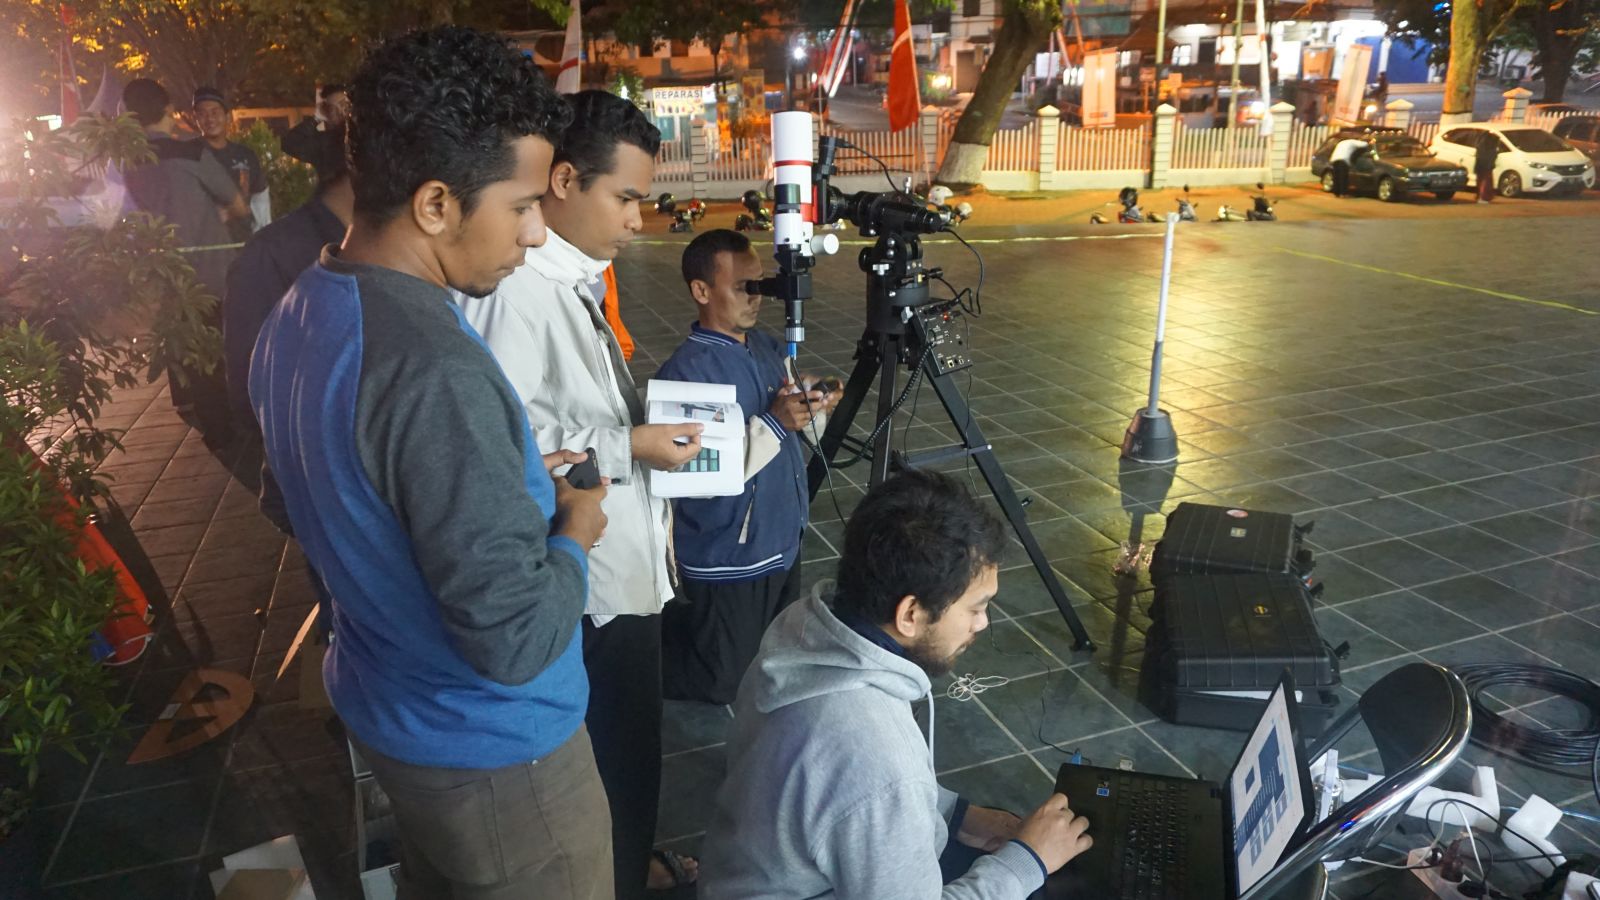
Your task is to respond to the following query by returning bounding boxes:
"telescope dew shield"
[771,111,817,353]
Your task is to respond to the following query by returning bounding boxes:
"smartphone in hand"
[565,448,602,490]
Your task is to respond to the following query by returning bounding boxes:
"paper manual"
[647,379,745,498]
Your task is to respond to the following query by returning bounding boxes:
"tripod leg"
[807,335,881,497]
[923,367,1097,652]
[869,339,900,488]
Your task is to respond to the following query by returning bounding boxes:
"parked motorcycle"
[1175,185,1200,222]
[1090,186,1157,224]
[734,189,773,232]
[655,192,697,233]
[927,185,974,227]
[1245,183,1277,221]
[1214,183,1277,222]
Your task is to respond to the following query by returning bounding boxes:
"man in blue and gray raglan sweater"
[657,228,842,706]
[248,27,613,899]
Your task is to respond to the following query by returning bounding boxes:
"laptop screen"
[1227,680,1308,895]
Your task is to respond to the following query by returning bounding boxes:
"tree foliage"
[1376,0,1599,102]
[587,0,774,81]
[1526,0,1600,99]
[1,0,570,116]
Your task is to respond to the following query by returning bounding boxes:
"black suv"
[1310,128,1469,201]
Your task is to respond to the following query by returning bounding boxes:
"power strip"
[1407,847,1479,900]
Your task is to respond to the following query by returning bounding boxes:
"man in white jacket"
[700,469,1094,900]
[456,90,703,898]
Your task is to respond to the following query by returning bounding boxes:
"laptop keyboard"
[1108,775,1191,899]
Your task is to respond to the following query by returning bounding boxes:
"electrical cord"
[790,351,849,527]
[826,346,933,471]
[1341,765,1600,828]
[825,137,904,195]
[946,673,1010,701]
[1450,663,1600,810]
[943,227,986,316]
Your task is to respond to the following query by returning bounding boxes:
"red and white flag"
[887,0,920,132]
[555,0,582,94]
[820,0,857,99]
[826,29,855,98]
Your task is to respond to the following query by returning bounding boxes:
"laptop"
[1039,672,1315,900]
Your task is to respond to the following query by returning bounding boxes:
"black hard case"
[1149,573,1340,735]
[1150,502,1314,583]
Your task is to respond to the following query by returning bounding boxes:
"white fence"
[645,91,1574,198]
[705,135,768,183]
[1285,123,1331,169]
[1173,122,1271,170]
[1408,121,1441,146]
[1056,124,1149,171]
[984,120,1040,172]
[1524,110,1586,133]
[820,123,921,174]
[655,134,694,184]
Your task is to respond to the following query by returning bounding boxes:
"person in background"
[121,77,247,444]
[1327,136,1368,198]
[598,265,635,361]
[282,83,351,182]
[455,89,702,897]
[657,228,840,707]
[249,27,613,898]
[224,129,351,436]
[1476,130,1501,203]
[224,124,352,547]
[698,469,1094,900]
[191,86,268,237]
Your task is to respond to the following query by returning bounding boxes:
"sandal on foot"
[649,849,697,890]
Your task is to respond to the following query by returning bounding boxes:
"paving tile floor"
[14,214,1600,899]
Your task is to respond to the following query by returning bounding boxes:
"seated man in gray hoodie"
[699,469,1094,900]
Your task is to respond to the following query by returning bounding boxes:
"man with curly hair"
[249,27,613,899]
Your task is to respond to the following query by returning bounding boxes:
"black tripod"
[805,231,1095,651]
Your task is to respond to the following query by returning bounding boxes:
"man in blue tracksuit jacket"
[657,229,842,705]
[248,27,612,899]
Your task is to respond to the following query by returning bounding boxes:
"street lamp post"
[1155,0,1168,69]
[1226,0,1245,159]
[788,44,807,110]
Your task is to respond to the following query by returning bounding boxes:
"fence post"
[690,116,711,200]
[920,106,942,187]
[1036,105,1060,191]
[1269,101,1294,184]
[1151,104,1177,188]
[1383,98,1414,131]
[1502,87,1532,124]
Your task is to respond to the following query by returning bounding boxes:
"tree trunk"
[1443,0,1481,117]
[935,0,1060,187]
[1532,0,1586,101]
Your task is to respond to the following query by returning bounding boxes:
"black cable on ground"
[1449,663,1600,810]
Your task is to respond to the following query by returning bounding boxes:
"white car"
[1429,123,1595,197]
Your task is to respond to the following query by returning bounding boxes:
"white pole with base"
[1121,212,1180,463]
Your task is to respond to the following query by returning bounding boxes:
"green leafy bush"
[1,113,216,821]
[239,120,318,219]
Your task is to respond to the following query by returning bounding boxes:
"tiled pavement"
[12,214,1600,899]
